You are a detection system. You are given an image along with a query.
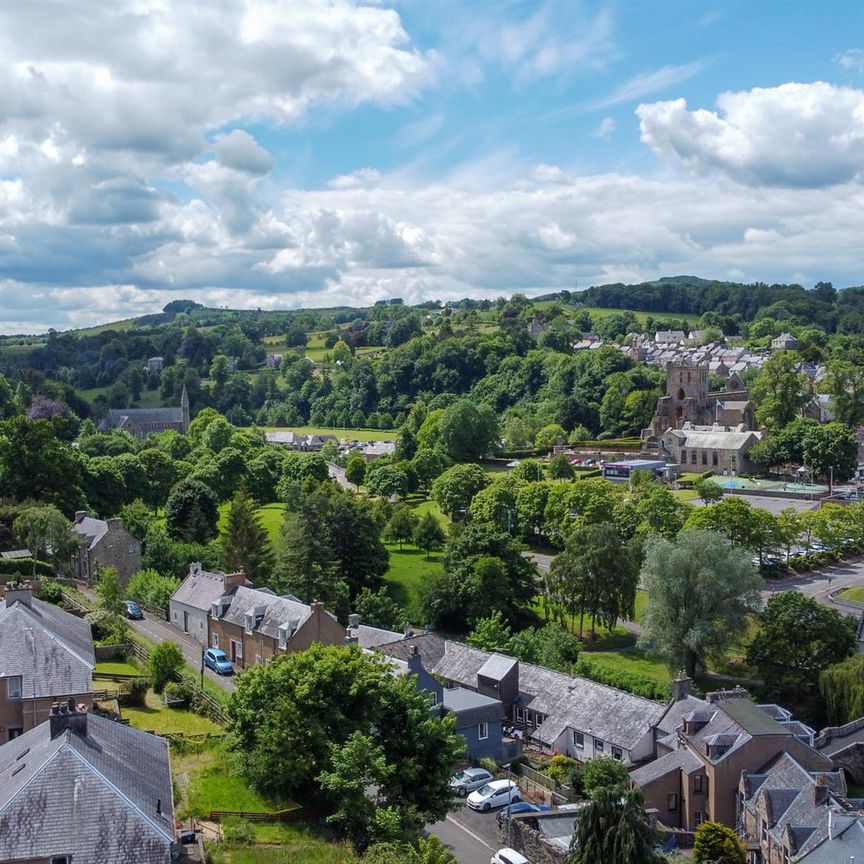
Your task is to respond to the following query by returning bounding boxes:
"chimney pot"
[348,613,360,629]
[75,510,87,523]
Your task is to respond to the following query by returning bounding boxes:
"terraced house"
[208,585,346,669]
[0,582,94,742]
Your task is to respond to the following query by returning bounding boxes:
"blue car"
[203,648,234,675]
[496,801,550,827]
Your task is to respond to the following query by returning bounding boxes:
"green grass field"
[118,688,223,736]
[262,425,395,441]
[175,741,289,819]
[212,835,357,864]
[580,649,672,686]
[95,660,140,676]
[838,586,864,603]
[217,501,286,544]
[530,301,701,327]
[382,542,442,623]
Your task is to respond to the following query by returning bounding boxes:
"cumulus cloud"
[213,130,273,175]
[637,81,864,187]
[836,49,864,75]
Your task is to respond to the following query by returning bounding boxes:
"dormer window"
[244,611,255,635]
[210,601,220,620]
[278,624,289,650]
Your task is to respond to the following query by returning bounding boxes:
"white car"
[491,849,529,864]
[467,779,520,812]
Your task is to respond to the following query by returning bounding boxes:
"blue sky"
[0,0,862,331]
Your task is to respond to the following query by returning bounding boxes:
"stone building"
[99,383,190,440]
[70,511,142,585]
[0,582,94,741]
[169,562,247,645]
[660,423,763,475]
[208,585,346,669]
[631,689,831,832]
[646,362,754,443]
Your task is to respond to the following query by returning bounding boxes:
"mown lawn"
[95,660,141,677]
[407,496,450,526]
[580,649,673,686]
[217,501,285,544]
[838,586,864,603]
[120,689,222,736]
[210,835,357,864]
[261,425,395,441]
[382,543,443,623]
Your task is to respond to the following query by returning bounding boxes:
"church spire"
[180,383,190,433]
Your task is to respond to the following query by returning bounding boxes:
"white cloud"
[593,117,616,139]
[637,81,864,187]
[836,49,864,75]
[213,130,273,176]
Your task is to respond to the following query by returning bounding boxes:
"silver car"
[450,767,494,797]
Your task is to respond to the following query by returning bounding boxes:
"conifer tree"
[223,490,274,584]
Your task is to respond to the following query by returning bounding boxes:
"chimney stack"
[814,775,830,807]
[222,570,246,592]
[407,644,422,674]
[348,613,360,630]
[74,510,88,523]
[5,581,33,608]
[49,700,88,740]
[672,675,692,702]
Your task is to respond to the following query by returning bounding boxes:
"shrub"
[222,817,255,845]
[164,676,196,707]
[126,568,180,612]
[35,579,63,604]
[575,656,671,701]
[148,642,184,693]
[582,756,629,795]
[119,677,149,708]
[478,757,499,775]
[0,558,52,577]
[546,754,577,785]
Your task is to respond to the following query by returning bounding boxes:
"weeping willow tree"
[820,653,864,725]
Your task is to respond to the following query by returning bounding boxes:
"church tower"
[180,383,190,433]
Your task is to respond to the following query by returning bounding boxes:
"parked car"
[203,648,234,675]
[467,779,520,811]
[124,600,144,620]
[496,801,550,827]
[491,848,529,864]
[450,767,494,797]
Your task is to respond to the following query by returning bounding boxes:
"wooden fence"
[514,763,578,805]
[209,807,304,824]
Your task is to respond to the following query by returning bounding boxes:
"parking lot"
[429,799,513,864]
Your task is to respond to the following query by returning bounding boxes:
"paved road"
[763,555,864,610]
[80,586,236,691]
[428,801,504,864]
[328,462,353,491]
[133,610,236,691]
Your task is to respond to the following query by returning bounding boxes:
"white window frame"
[612,746,623,761]
[667,793,678,811]
[478,722,489,740]
[429,691,438,707]
[694,774,703,793]
[6,676,22,700]
[231,639,243,660]
[593,738,604,752]
[695,810,704,826]
[212,634,219,648]
[255,654,262,666]
[50,857,71,864]
[573,731,584,749]
[515,707,524,723]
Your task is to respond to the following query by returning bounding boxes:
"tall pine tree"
[223,490,274,585]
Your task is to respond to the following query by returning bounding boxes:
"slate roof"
[377,634,665,753]
[655,694,709,736]
[0,595,95,698]
[71,514,109,550]
[0,712,174,864]
[630,743,702,785]
[478,653,518,681]
[171,565,235,612]
[350,623,405,650]
[741,751,850,861]
[219,584,314,639]
[664,425,762,452]
[106,406,182,426]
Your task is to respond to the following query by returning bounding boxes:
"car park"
[467,779,520,811]
[491,848,530,864]
[450,767,494,797]
[203,647,234,675]
[496,801,550,827]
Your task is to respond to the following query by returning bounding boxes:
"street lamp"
[200,647,205,690]
[504,761,514,848]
